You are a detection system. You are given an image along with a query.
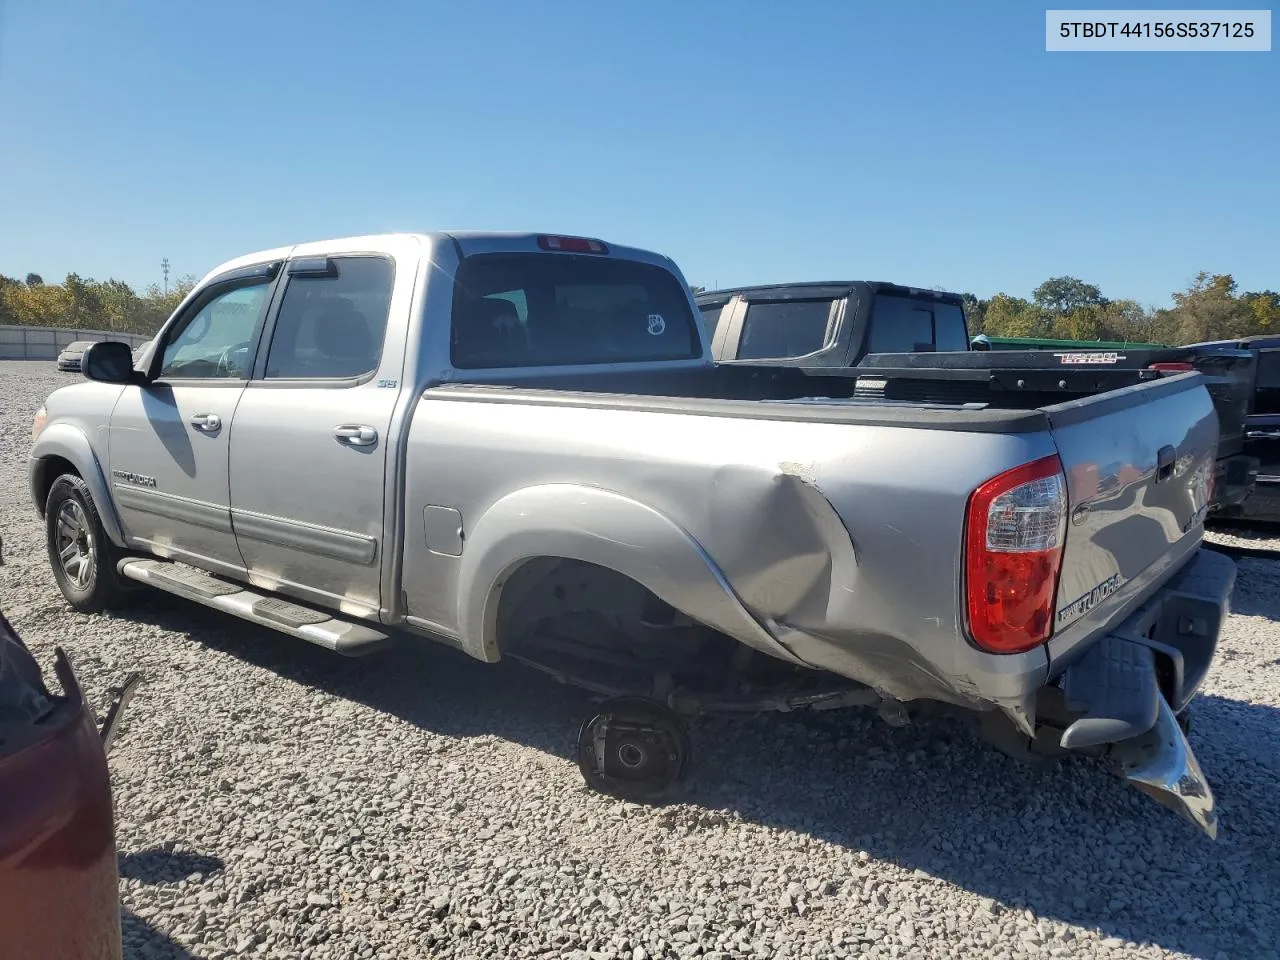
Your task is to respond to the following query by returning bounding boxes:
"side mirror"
[82,341,139,384]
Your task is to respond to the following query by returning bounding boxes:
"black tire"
[45,474,129,613]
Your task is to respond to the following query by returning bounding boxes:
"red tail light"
[537,235,609,254]
[965,455,1068,653]
[1148,362,1194,372]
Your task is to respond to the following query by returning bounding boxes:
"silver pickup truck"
[28,232,1234,836]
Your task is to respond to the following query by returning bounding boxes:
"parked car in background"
[0,532,139,960]
[56,340,99,372]
[29,232,1234,836]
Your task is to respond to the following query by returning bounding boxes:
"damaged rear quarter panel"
[402,396,1056,708]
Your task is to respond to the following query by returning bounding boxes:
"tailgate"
[1044,373,1217,647]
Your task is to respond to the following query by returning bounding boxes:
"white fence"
[0,324,150,361]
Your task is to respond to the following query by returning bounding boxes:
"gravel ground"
[3,358,1280,960]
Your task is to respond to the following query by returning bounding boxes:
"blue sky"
[1,1,1275,306]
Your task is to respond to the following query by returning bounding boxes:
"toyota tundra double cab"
[30,233,1233,835]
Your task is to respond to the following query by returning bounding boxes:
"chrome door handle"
[1247,430,1280,440]
[333,424,378,446]
[190,413,222,432]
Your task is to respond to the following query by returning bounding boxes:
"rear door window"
[264,256,395,380]
[450,255,699,368]
[735,299,833,360]
[867,295,969,354]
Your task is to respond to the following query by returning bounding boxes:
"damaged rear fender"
[456,483,806,666]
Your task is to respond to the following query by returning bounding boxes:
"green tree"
[63,272,106,328]
[960,293,987,334]
[1167,272,1247,344]
[1033,276,1106,314]
[97,279,139,332]
[25,272,43,286]
[981,293,1044,337]
[1242,290,1280,336]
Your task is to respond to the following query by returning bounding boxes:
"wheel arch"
[454,483,803,666]
[30,424,127,547]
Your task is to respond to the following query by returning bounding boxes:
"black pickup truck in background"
[695,281,1259,517]
[695,281,971,366]
[1181,334,1280,524]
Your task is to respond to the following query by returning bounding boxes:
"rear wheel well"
[489,557,867,710]
[491,557,797,700]
[494,557,684,655]
[33,456,80,515]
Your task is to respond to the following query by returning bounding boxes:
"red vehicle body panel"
[0,653,122,960]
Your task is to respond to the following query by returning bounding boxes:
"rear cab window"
[866,295,969,354]
[450,254,699,368]
[735,299,835,360]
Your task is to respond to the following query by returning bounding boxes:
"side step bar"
[118,558,391,657]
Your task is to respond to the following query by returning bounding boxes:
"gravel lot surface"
[3,359,1279,960]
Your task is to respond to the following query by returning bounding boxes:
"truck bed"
[408,368,1216,698]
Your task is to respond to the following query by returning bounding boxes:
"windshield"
[450,254,700,369]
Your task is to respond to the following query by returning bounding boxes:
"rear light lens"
[536,235,609,255]
[965,455,1068,654]
[1148,362,1194,372]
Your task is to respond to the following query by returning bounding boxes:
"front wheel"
[45,474,129,613]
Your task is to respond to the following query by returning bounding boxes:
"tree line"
[963,273,1277,345]
[3,268,1276,347]
[0,271,197,336]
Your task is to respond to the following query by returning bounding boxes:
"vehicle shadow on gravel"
[119,847,226,884]
[119,597,1280,960]
[122,910,198,960]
